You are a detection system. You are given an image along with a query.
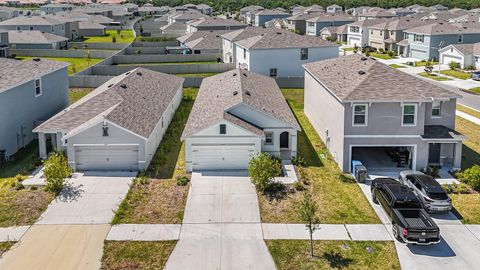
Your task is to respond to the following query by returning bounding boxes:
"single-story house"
[439,42,480,69]
[8,30,68,49]
[186,17,246,33]
[320,25,348,42]
[181,68,300,172]
[177,30,231,54]
[34,68,184,171]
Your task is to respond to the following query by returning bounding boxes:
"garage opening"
[192,144,256,171]
[75,145,139,171]
[351,146,413,175]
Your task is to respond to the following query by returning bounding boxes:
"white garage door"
[441,54,463,67]
[75,145,139,171]
[348,36,360,47]
[410,49,427,60]
[192,144,256,171]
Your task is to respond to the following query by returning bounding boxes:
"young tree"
[248,153,281,192]
[43,152,71,194]
[298,191,320,257]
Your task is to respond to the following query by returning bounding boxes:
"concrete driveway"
[36,171,134,225]
[165,171,276,270]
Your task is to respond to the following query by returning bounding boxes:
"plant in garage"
[249,153,282,193]
[43,151,71,194]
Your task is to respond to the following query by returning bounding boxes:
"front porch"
[422,125,466,171]
[37,132,64,159]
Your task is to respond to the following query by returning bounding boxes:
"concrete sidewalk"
[457,110,480,126]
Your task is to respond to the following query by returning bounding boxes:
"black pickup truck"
[371,178,441,245]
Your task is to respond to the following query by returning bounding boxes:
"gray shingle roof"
[181,69,300,139]
[188,17,246,27]
[8,30,68,44]
[221,26,276,41]
[369,18,431,31]
[34,68,184,138]
[306,14,356,22]
[303,54,460,102]
[177,30,231,43]
[406,21,480,35]
[0,58,69,93]
[79,21,106,30]
[0,16,63,26]
[447,42,480,56]
[236,29,337,49]
[422,125,465,140]
[254,9,288,16]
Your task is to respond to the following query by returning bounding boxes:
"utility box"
[352,160,367,183]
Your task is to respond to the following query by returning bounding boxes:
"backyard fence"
[10,49,117,59]
[112,53,221,64]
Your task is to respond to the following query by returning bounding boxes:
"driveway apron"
[165,171,276,270]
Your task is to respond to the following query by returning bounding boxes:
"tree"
[298,191,320,257]
[248,153,281,192]
[43,151,71,194]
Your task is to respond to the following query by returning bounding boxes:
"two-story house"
[347,19,387,47]
[234,29,339,77]
[253,9,290,27]
[40,4,74,14]
[304,54,464,173]
[221,27,275,64]
[0,58,69,160]
[368,18,430,51]
[239,5,264,24]
[0,16,67,37]
[358,9,397,20]
[326,4,343,14]
[400,22,480,60]
[305,14,356,36]
[286,13,320,35]
[186,17,246,33]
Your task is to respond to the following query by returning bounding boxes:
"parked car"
[399,171,452,213]
[472,71,480,81]
[371,178,441,245]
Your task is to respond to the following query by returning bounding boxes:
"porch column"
[291,132,298,158]
[55,132,63,151]
[38,132,47,159]
[453,142,463,170]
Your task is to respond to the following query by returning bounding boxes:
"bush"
[291,156,306,167]
[249,153,282,193]
[134,175,150,185]
[442,183,470,194]
[457,165,480,191]
[465,65,475,70]
[365,50,371,57]
[425,165,440,178]
[43,151,71,194]
[449,61,460,70]
[176,175,189,186]
[112,36,117,43]
[378,48,384,53]
[12,181,24,191]
[339,173,356,183]
[387,50,395,57]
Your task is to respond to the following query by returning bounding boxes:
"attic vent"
[233,91,238,96]
[120,84,127,89]
[242,73,247,77]
[245,91,251,96]
[358,70,366,75]
[32,58,41,62]
[233,73,237,77]
[360,56,368,61]
[125,72,131,75]
[107,84,114,88]
[276,32,282,35]
[136,72,142,76]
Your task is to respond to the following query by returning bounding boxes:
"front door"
[428,143,441,165]
[280,132,289,149]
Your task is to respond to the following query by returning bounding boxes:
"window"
[414,34,424,42]
[29,26,34,30]
[404,33,408,39]
[300,48,308,60]
[370,29,373,34]
[432,100,441,117]
[353,104,367,126]
[34,78,42,97]
[219,124,226,134]
[265,132,273,145]
[51,26,54,32]
[350,26,360,33]
[243,48,246,59]
[402,104,417,126]
[390,30,394,35]
[380,30,383,36]
[307,22,314,27]
[269,68,277,77]
[458,34,463,43]
[16,26,20,31]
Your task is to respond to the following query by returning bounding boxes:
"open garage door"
[75,145,139,171]
[351,146,414,178]
[192,144,257,171]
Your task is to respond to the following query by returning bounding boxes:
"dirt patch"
[0,189,54,227]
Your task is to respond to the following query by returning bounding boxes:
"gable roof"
[236,29,337,49]
[221,26,276,41]
[79,21,106,30]
[303,54,460,102]
[177,30,231,43]
[254,9,288,16]
[444,42,480,56]
[187,17,246,27]
[406,21,480,35]
[181,30,232,50]
[306,13,356,23]
[8,30,68,44]
[0,16,64,26]
[0,58,68,93]
[369,18,431,31]
[34,68,184,138]
[181,69,300,139]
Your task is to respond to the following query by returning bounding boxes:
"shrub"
[425,165,440,178]
[378,48,384,53]
[339,173,356,183]
[43,151,71,194]
[449,61,460,70]
[457,165,480,191]
[465,65,475,70]
[134,175,150,185]
[112,36,117,43]
[442,183,470,194]
[291,156,306,167]
[249,153,282,193]
[12,181,24,191]
[387,50,395,57]
[176,175,189,186]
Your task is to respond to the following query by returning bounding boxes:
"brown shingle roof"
[221,26,276,41]
[188,17,246,27]
[303,54,460,102]
[236,29,337,49]
[406,21,480,35]
[447,42,480,56]
[181,69,300,139]
[35,68,184,138]
[8,30,68,44]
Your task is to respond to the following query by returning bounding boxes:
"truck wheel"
[372,193,378,204]
[392,224,403,243]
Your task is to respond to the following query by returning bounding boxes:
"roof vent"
[245,91,251,96]
[120,84,127,89]
[233,91,238,96]
[358,70,366,75]
[242,73,247,77]
[136,71,142,76]
[107,84,114,88]
[276,32,282,35]
[361,56,368,61]
[125,72,131,75]
[32,58,41,62]
[233,73,237,76]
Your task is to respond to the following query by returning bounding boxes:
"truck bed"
[397,209,435,229]
[404,217,429,228]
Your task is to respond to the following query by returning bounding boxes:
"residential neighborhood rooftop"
[406,21,480,35]
[236,29,336,49]
[7,30,68,44]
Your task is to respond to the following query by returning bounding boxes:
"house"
[358,9,397,20]
[320,25,348,42]
[186,17,246,33]
[400,22,480,60]
[346,19,387,47]
[253,9,290,27]
[0,58,69,159]
[160,22,187,36]
[181,68,300,172]
[7,30,68,49]
[439,42,480,69]
[346,6,371,16]
[33,68,184,171]
[326,4,343,14]
[291,5,306,15]
[303,54,464,173]
[168,11,208,24]
[0,6,20,21]
[0,31,8,57]
[40,4,74,14]
[305,14,356,36]
[234,29,339,77]
[196,4,213,15]
[0,16,67,37]
[390,8,416,17]
[431,4,449,11]
[177,30,231,54]
[286,13,321,35]
[367,18,430,51]
[221,26,274,63]
[78,21,106,37]
[239,5,263,23]
[265,18,288,30]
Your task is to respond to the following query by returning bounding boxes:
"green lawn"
[418,72,452,81]
[111,89,197,224]
[101,241,176,269]
[457,104,480,120]
[450,194,480,224]
[467,87,480,95]
[256,89,379,224]
[369,52,393,60]
[69,88,94,104]
[456,117,480,170]
[83,30,135,43]
[266,240,400,270]
[0,141,54,227]
[0,242,15,257]
[17,56,103,75]
[412,61,439,67]
[439,70,471,80]
[389,64,406,69]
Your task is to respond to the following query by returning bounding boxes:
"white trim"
[401,103,417,127]
[348,144,417,172]
[34,78,42,97]
[352,103,368,127]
